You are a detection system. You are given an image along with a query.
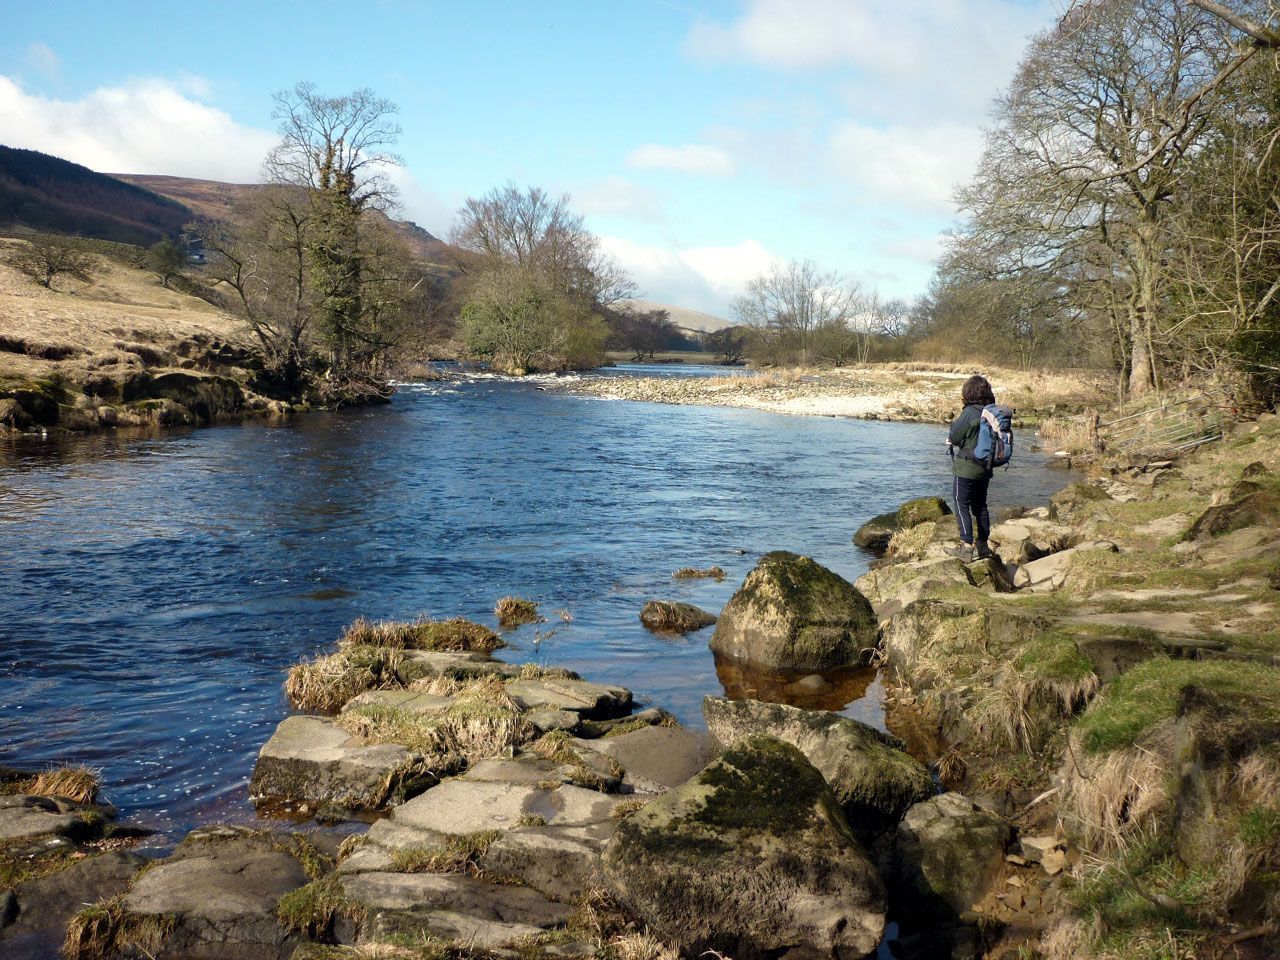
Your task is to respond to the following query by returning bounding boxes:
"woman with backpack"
[946,374,1011,562]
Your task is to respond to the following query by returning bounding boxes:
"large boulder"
[569,724,712,792]
[710,552,878,672]
[895,792,1010,920]
[602,735,885,959]
[703,697,934,826]
[897,497,953,528]
[852,511,900,552]
[1185,491,1280,540]
[143,372,245,422]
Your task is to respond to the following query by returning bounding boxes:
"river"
[0,367,1073,837]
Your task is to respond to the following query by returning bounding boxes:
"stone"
[506,678,633,719]
[1040,848,1068,876]
[853,511,900,553]
[855,557,973,618]
[526,709,581,734]
[1013,541,1118,592]
[639,600,717,634]
[339,872,571,945]
[0,795,97,842]
[478,826,605,901]
[898,496,953,528]
[1018,834,1062,862]
[249,716,432,810]
[144,371,244,422]
[390,780,622,836]
[341,689,453,715]
[571,725,711,791]
[1185,491,1280,541]
[710,551,878,672]
[123,829,309,959]
[965,556,1016,593]
[395,650,522,684]
[0,397,31,430]
[602,735,885,960]
[1048,482,1113,522]
[896,792,1010,920]
[3,851,146,936]
[703,697,934,825]
[1072,632,1161,683]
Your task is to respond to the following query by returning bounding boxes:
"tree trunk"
[1128,215,1160,397]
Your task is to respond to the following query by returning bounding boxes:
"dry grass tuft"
[609,798,648,820]
[672,565,727,581]
[276,873,367,939]
[64,895,174,960]
[604,933,682,960]
[517,662,579,681]
[1039,411,1101,454]
[27,765,100,804]
[390,830,501,876]
[1060,724,1173,849]
[285,646,403,713]
[339,616,504,653]
[494,597,544,629]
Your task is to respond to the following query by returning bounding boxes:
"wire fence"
[1097,390,1229,454]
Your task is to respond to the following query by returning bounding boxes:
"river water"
[0,368,1072,836]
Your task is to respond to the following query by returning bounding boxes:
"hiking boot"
[945,543,975,562]
[975,542,996,561]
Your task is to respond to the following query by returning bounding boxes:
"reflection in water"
[714,656,882,717]
[0,376,1073,837]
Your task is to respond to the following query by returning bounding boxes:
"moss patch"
[693,736,830,834]
[275,873,366,939]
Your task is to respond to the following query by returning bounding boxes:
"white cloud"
[575,177,665,221]
[25,43,60,79]
[382,164,454,236]
[828,121,983,215]
[626,143,736,176]
[599,235,779,314]
[0,75,277,182]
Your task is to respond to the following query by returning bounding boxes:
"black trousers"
[953,474,991,545]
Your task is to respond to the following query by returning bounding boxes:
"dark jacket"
[949,404,992,480]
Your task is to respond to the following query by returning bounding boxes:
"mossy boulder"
[895,792,1010,920]
[854,557,974,618]
[601,735,885,959]
[703,697,934,826]
[897,496,952,529]
[710,552,877,672]
[1048,482,1112,522]
[1184,490,1280,541]
[853,510,900,552]
[146,372,245,422]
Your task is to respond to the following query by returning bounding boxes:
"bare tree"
[733,259,861,364]
[10,236,97,290]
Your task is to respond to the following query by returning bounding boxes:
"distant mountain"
[625,299,734,334]
[0,145,191,246]
[114,173,455,264]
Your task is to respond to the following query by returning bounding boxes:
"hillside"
[0,145,191,246]
[114,173,456,265]
[624,298,733,334]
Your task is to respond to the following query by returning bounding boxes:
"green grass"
[275,873,366,938]
[389,830,501,875]
[1075,658,1280,754]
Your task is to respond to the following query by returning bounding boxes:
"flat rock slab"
[391,780,622,835]
[462,757,566,785]
[340,871,572,936]
[1013,541,1117,592]
[479,826,605,902]
[3,850,146,934]
[342,689,454,715]
[0,796,91,842]
[124,830,309,959]
[527,709,580,734]
[506,678,633,719]
[396,651,521,684]
[360,908,547,949]
[572,726,711,790]
[249,715,425,810]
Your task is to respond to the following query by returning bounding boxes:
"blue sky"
[0,0,1057,315]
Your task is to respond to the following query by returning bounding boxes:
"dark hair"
[961,374,995,407]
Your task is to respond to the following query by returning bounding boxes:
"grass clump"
[285,645,404,713]
[516,662,579,681]
[609,798,648,820]
[63,895,175,960]
[494,597,543,629]
[528,730,611,791]
[672,566,726,581]
[276,873,366,939]
[338,677,534,772]
[1,764,101,804]
[340,617,504,654]
[390,830,501,876]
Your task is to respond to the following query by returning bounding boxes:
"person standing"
[947,375,998,562]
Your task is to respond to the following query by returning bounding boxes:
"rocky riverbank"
[4,412,1278,959]
[548,364,1108,427]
